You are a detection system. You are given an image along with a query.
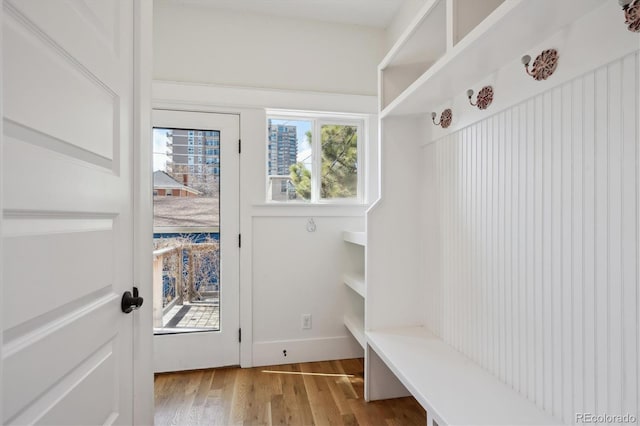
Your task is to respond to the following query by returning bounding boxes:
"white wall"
[153,82,377,367]
[153,0,383,367]
[251,215,365,365]
[153,0,385,96]
[420,4,640,422]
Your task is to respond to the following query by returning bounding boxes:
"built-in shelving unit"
[379,0,603,117]
[367,0,608,424]
[342,231,366,352]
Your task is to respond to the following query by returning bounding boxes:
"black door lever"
[121,286,144,313]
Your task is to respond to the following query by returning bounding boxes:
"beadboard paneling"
[424,51,639,423]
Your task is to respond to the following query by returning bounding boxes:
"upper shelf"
[379,0,447,110]
[380,0,446,70]
[380,0,603,117]
[342,231,366,247]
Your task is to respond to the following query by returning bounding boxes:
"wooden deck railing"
[152,242,219,328]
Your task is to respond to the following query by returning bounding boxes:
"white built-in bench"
[366,327,562,426]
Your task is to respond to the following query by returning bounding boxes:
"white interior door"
[152,109,240,372]
[1,1,137,424]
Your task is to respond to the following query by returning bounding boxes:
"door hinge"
[239,328,242,342]
[238,139,241,154]
[238,233,241,248]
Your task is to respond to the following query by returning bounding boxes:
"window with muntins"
[266,111,364,204]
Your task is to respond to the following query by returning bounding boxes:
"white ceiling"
[166,0,406,28]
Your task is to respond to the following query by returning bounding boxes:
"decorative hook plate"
[529,49,559,81]
[440,109,452,129]
[476,86,494,110]
[625,0,640,32]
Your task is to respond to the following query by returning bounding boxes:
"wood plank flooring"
[154,358,426,425]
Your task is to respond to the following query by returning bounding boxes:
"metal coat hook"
[466,86,494,110]
[431,109,452,129]
[521,49,559,81]
[306,218,317,232]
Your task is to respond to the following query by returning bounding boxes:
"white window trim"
[266,109,367,205]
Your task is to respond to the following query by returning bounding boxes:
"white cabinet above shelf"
[342,231,366,246]
[380,0,603,118]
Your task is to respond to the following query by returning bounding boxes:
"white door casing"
[132,0,155,424]
[152,109,240,372]
[2,1,139,424]
[0,2,4,423]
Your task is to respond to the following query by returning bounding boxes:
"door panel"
[2,128,117,209]
[4,19,117,162]
[152,110,240,372]
[2,1,135,424]
[33,344,118,426]
[3,215,115,329]
[4,301,117,422]
[8,0,123,88]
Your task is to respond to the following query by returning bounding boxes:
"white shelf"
[380,0,446,70]
[344,314,365,349]
[342,273,365,298]
[367,326,561,425]
[342,231,366,246]
[379,0,446,110]
[449,0,506,47]
[381,0,602,117]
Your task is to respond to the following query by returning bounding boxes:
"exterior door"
[1,1,138,424]
[152,110,240,372]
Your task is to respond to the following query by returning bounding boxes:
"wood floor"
[154,358,426,425]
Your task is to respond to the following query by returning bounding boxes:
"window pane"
[320,124,358,199]
[267,118,312,202]
[153,128,220,227]
[153,127,220,334]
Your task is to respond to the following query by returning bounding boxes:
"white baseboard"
[252,335,364,367]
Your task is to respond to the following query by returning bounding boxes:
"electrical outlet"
[302,314,312,329]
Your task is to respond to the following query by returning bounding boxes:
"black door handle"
[121,286,143,313]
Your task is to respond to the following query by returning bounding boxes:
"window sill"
[250,203,368,217]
